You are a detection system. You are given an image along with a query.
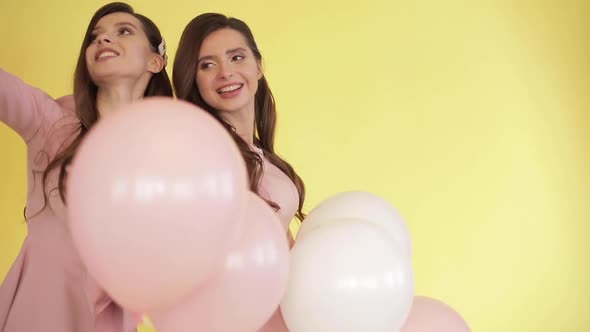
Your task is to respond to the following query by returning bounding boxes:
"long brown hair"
[39,2,173,212]
[173,13,306,221]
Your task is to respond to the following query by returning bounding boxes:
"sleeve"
[0,68,55,142]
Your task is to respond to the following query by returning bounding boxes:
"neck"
[221,106,255,145]
[96,77,150,118]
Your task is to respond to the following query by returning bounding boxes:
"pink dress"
[251,145,299,232]
[0,69,136,332]
[251,149,300,332]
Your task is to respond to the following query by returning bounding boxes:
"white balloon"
[297,191,412,257]
[281,220,414,332]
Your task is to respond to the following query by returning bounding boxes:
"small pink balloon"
[401,296,470,332]
[67,97,248,312]
[151,192,290,332]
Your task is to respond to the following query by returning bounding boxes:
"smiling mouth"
[217,84,243,94]
[96,50,119,60]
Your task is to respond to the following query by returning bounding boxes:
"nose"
[217,61,234,79]
[96,33,112,44]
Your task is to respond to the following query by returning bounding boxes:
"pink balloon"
[151,192,290,332]
[67,97,248,312]
[401,296,470,332]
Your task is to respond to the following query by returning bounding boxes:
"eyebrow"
[197,47,248,63]
[92,21,139,32]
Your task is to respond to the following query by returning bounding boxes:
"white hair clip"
[158,39,168,67]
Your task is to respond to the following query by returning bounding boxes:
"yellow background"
[1,0,589,331]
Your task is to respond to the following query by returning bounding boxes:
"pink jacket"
[0,69,136,332]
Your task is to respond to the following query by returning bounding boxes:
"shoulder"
[55,95,76,116]
[27,94,80,154]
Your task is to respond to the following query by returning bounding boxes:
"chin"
[215,101,250,114]
[218,107,243,115]
[90,72,121,86]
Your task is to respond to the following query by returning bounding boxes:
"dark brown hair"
[173,13,305,221]
[39,2,173,211]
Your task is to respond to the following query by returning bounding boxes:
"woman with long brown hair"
[173,13,306,239]
[0,2,171,331]
[174,14,305,330]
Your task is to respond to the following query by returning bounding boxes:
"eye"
[118,27,133,36]
[231,54,245,62]
[199,62,215,70]
[89,33,98,43]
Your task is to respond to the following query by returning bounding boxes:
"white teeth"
[218,84,242,93]
[98,51,118,59]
